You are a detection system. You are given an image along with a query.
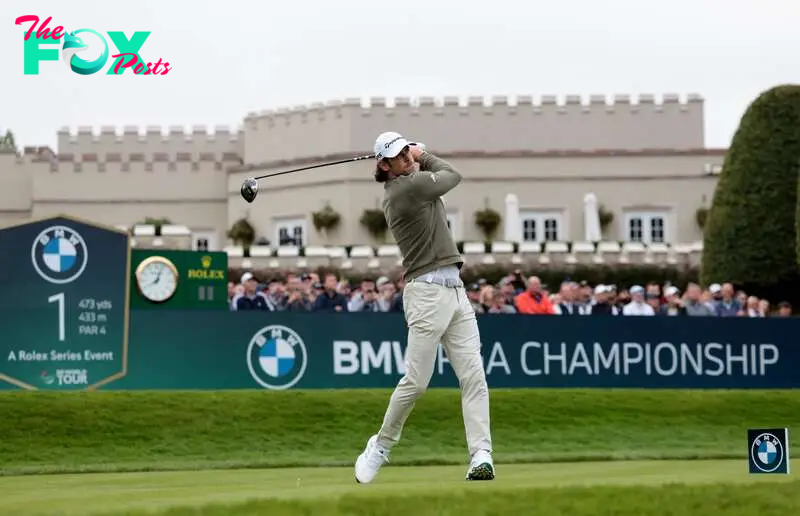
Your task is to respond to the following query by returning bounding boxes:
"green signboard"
[0,215,131,390]
[130,250,228,310]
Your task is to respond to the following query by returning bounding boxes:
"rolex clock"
[135,256,179,303]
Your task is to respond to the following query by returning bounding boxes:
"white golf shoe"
[355,434,390,484]
[465,449,495,480]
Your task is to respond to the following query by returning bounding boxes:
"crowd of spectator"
[228,270,794,317]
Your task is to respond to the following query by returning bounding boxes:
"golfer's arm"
[411,152,462,200]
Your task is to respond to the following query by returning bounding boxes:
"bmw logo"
[31,225,88,284]
[750,432,785,473]
[246,325,308,390]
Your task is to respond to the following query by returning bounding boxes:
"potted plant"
[227,217,256,257]
[696,207,709,230]
[360,208,388,241]
[598,204,614,233]
[474,200,502,241]
[312,203,341,234]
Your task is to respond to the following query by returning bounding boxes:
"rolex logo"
[201,255,212,268]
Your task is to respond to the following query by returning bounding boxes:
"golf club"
[240,153,375,203]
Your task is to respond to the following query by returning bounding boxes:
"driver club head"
[241,178,259,203]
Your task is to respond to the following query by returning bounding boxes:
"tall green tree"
[700,84,800,302]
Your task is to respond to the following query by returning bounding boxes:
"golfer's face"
[387,146,414,174]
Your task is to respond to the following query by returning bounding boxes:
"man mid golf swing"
[354,131,495,484]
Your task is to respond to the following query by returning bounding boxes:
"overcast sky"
[2,0,795,152]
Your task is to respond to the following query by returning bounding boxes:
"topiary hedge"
[700,84,800,303]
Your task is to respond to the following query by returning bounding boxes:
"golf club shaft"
[252,154,375,181]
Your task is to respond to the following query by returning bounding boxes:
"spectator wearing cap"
[233,272,275,311]
[554,281,588,315]
[715,282,742,317]
[777,301,793,317]
[683,283,715,316]
[313,273,348,312]
[590,285,619,315]
[622,286,655,316]
[375,276,398,312]
[515,276,556,315]
[660,286,687,316]
[466,283,485,314]
[709,283,723,302]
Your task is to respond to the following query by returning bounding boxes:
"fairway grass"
[0,460,796,516]
[1,389,798,476]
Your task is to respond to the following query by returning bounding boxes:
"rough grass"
[108,481,800,516]
[1,388,798,476]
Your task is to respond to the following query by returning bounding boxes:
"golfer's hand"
[409,144,425,161]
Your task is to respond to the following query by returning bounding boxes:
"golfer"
[354,131,494,483]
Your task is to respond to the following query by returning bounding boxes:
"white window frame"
[274,217,306,247]
[623,210,669,244]
[519,210,565,244]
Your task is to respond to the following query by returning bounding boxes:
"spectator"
[715,282,742,317]
[683,283,715,316]
[777,301,793,317]
[613,287,629,313]
[375,276,398,312]
[645,291,662,314]
[709,283,723,303]
[514,276,556,315]
[313,273,348,312]
[284,275,313,311]
[758,299,770,317]
[498,277,518,305]
[264,279,288,311]
[233,272,275,311]
[660,286,687,316]
[554,281,588,315]
[479,285,497,313]
[622,285,655,316]
[744,296,763,317]
[486,289,516,313]
[466,283,485,314]
[590,285,619,315]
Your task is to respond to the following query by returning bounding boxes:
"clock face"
[137,259,178,303]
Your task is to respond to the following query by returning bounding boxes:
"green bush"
[700,84,800,300]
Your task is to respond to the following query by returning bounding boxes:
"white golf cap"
[374,131,422,160]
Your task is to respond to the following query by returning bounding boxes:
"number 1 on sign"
[47,292,65,342]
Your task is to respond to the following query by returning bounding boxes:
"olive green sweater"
[382,152,464,281]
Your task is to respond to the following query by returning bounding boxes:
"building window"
[624,211,668,244]
[520,211,564,243]
[275,218,305,247]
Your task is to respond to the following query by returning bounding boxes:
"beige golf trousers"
[376,271,493,457]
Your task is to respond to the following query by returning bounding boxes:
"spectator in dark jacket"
[313,273,348,312]
[590,285,619,315]
[660,286,687,316]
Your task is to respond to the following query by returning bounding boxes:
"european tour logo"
[15,15,172,76]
